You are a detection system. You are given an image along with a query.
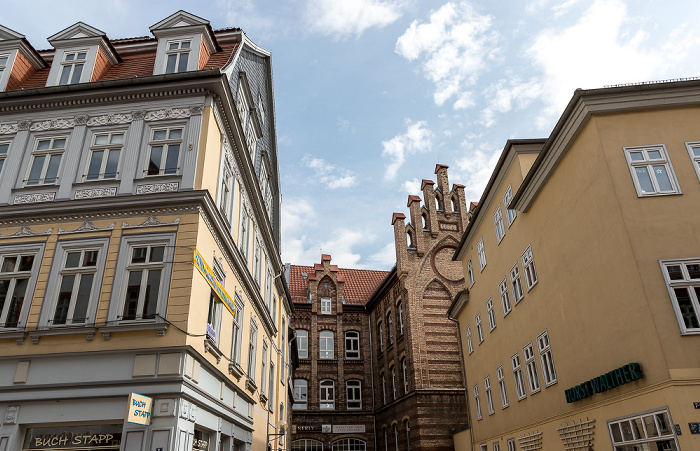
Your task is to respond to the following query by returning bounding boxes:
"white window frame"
[0,54,8,85]
[206,291,222,345]
[493,205,505,243]
[503,185,517,226]
[218,165,234,224]
[510,262,524,304]
[238,208,250,261]
[623,144,680,197]
[484,375,495,415]
[607,408,678,450]
[499,277,512,317]
[145,126,183,176]
[58,50,88,85]
[320,379,335,410]
[254,242,262,285]
[296,329,309,359]
[402,358,408,394]
[486,297,496,332]
[320,330,334,359]
[164,39,191,74]
[523,342,541,394]
[25,136,67,186]
[247,319,258,383]
[660,258,700,334]
[685,141,700,182]
[321,296,332,314]
[398,302,404,335]
[268,360,274,409]
[506,438,516,451]
[387,311,394,344]
[477,238,486,271]
[511,352,526,401]
[467,257,475,287]
[497,365,509,409]
[537,331,557,387]
[473,384,482,420]
[293,379,308,410]
[346,379,362,410]
[475,312,484,344]
[480,445,487,451]
[521,246,538,291]
[230,294,244,364]
[381,373,386,404]
[345,330,360,359]
[261,340,268,394]
[466,325,474,355]
[84,130,124,181]
[0,244,44,329]
[391,365,397,400]
[378,321,384,353]
[0,139,9,176]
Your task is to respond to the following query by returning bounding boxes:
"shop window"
[293,379,307,410]
[660,258,700,334]
[624,145,680,196]
[291,439,323,451]
[26,136,66,186]
[333,439,366,451]
[345,331,360,359]
[608,409,678,451]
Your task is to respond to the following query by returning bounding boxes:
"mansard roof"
[288,264,390,306]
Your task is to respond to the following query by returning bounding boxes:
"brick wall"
[6,51,36,91]
[90,48,111,82]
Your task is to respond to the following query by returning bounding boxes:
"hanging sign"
[126,393,153,425]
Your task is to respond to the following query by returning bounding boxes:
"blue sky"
[4,0,700,269]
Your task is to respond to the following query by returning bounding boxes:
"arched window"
[332,438,366,451]
[319,330,334,359]
[293,379,307,409]
[346,379,362,409]
[393,424,399,451]
[421,212,429,230]
[452,195,459,212]
[345,331,360,359]
[292,439,323,451]
[435,192,443,211]
[320,379,335,409]
[402,357,409,394]
[296,329,308,359]
[279,402,284,421]
[407,230,415,249]
[404,420,411,451]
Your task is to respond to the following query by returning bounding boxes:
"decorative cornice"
[122,215,180,229]
[17,121,31,131]
[136,182,179,194]
[74,187,117,200]
[87,113,132,127]
[0,123,18,134]
[132,110,146,121]
[0,226,52,238]
[30,118,75,131]
[14,192,55,205]
[144,108,191,121]
[58,221,115,235]
[74,115,89,126]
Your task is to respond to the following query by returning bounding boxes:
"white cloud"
[552,0,584,17]
[366,241,397,268]
[382,120,434,181]
[303,155,358,189]
[452,142,502,202]
[305,0,403,38]
[401,178,421,195]
[395,2,497,108]
[480,77,543,127]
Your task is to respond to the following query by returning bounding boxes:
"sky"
[3,0,700,270]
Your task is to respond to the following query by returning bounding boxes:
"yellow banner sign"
[193,249,235,317]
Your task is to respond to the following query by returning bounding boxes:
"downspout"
[369,313,378,451]
[447,315,474,451]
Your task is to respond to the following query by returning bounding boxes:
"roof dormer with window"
[150,10,220,75]
[45,22,120,87]
[0,24,45,92]
[236,72,263,161]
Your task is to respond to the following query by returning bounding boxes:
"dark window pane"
[52,139,66,149]
[177,53,189,73]
[635,167,654,193]
[165,54,177,74]
[0,280,9,317]
[143,269,161,319]
[87,150,103,180]
[164,144,179,174]
[675,288,700,329]
[5,278,28,327]
[123,271,142,320]
[686,264,700,279]
[18,255,34,272]
[148,146,162,175]
[65,252,81,268]
[104,149,120,178]
[153,130,167,140]
[70,64,83,84]
[72,273,93,323]
[59,65,71,85]
[131,247,147,264]
[1,256,16,273]
[83,251,98,267]
[27,155,45,185]
[0,159,4,175]
[0,143,8,155]
[44,154,62,183]
[149,246,164,263]
[666,265,683,280]
[53,275,75,325]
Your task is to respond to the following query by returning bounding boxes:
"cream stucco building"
[450,80,700,451]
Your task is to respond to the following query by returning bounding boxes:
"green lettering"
[591,377,602,393]
[565,389,573,403]
[581,382,590,398]
[606,371,617,388]
[615,368,625,386]
[629,363,643,380]
[621,365,631,383]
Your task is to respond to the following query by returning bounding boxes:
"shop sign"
[23,425,122,451]
[193,249,235,317]
[322,425,331,434]
[689,423,700,434]
[295,426,322,433]
[126,393,153,425]
[193,430,209,451]
[565,362,643,403]
[333,425,365,434]
[694,402,700,409]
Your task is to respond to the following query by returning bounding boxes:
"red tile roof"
[288,264,389,306]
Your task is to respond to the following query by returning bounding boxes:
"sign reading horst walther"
[193,249,235,317]
[126,393,153,425]
[565,362,643,403]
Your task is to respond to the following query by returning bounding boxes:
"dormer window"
[0,55,8,80]
[58,50,87,85]
[165,40,191,74]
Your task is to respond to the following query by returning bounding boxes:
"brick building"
[287,165,469,451]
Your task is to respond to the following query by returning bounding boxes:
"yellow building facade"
[450,80,700,451]
[0,11,291,451]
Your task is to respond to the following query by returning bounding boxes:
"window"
[319,330,334,359]
[238,208,250,262]
[265,268,274,313]
[0,140,10,175]
[332,439,366,451]
[164,40,191,74]
[486,297,496,331]
[378,321,384,353]
[391,365,397,399]
[503,185,517,226]
[537,331,557,386]
[237,80,250,127]
[321,296,332,314]
[261,341,268,394]
[254,243,262,285]
[511,352,526,401]
[521,246,538,291]
[686,142,700,181]
[51,248,100,326]
[292,439,323,451]
[608,409,678,451]
[146,127,182,176]
[0,250,39,328]
[345,331,360,359]
[247,320,258,383]
[475,313,484,344]
[466,326,474,354]
[246,120,258,160]
[405,421,411,451]
[477,238,486,271]
[473,384,482,420]
[661,259,700,333]
[394,424,399,451]
[58,50,87,85]
[293,379,307,410]
[296,329,309,359]
[0,55,7,82]
[387,311,394,344]
[258,96,266,126]
[624,145,679,196]
[402,358,408,394]
[322,281,330,290]
[85,132,123,180]
[499,278,512,316]
[219,166,233,223]
[381,373,386,404]
[493,443,500,451]
[467,258,475,287]
[26,136,66,185]
[497,365,508,408]
[506,438,516,451]
[268,361,274,409]
[320,379,335,409]
[122,243,167,321]
[281,318,286,382]
[206,291,222,345]
[510,263,524,303]
[484,375,495,415]
[346,380,361,409]
[523,342,540,394]
[230,295,243,364]
[397,302,404,335]
[493,206,505,243]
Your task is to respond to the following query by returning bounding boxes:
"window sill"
[229,362,244,379]
[344,358,363,364]
[246,378,257,393]
[0,329,27,345]
[318,359,338,364]
[259,393,268,404]
[100,321,168,340]
[204,338,223,363]
[29,326,98,343]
